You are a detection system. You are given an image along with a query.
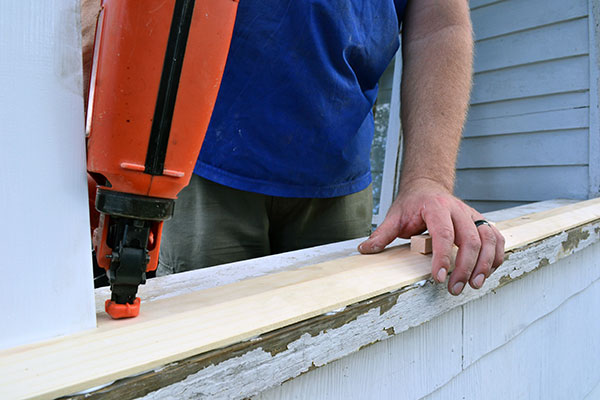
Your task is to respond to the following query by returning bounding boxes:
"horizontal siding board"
[471,0,588,41]
[455,166,589,201]
[469,0,503,10]
[465,200,531,213]
[457,129,589,169]
[467,91,590,124]
[474,18,589,73]
[464,108,589,137]
[471,56,589,104]
[467,91,589,121]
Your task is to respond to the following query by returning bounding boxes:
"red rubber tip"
[105,297,141,319]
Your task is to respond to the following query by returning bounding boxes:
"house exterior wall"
[457,0,597,212]
[371,0,599,219]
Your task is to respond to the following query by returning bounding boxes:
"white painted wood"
[373,48,402,226]
[585,379,600,400]
[457,129,588,169]
[462,241,600,367]
[139,222,600,400]
[0,0,96,349]
[467,91,589,121]
[474,17,589,73]
[589,0,600,197]
[426,273,600,400]
[463,108,588,138]
[253,308,463,400]
[471,0,588,41]
[253,239,600,400]
[252,218,600,400]
[456,166,588,201]
[471,56,589,104]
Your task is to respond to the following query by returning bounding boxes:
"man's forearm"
[399,0,473,192]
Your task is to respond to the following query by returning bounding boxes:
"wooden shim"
[411,234,432,254]
[2,198,600,399]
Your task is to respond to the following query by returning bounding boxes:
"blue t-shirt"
[194,0,407,198]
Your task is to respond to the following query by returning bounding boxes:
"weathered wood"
[256,238,600,400]
[2,199,600,400]
[426,268,600,399]
[89,202,600,400]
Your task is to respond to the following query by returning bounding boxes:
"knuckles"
[435,227,455,243]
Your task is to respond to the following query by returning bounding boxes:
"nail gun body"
[86,0,238,318]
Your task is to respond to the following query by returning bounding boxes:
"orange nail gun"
[86,0,238,319]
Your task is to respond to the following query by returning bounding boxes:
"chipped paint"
[498,274,513,287]
[379,292,401,316]
[69,220,600,400]
[561,228,590,253]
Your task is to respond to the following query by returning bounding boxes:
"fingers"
[468,223,496,289]
[490,224,505,271]
[421,204,454,284]
[358,215,400,254]
[447,210,481,295]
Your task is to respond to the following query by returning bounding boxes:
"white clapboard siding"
[474,17,589,74]
[457,129,588,169]
[470,0,588,41]
[470,56,589,104]
[456,166,589,202]
[463,108,588,138]
[467,91,589,121]
[456,0,594,212]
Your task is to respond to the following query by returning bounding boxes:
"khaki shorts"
[157,175,373,276]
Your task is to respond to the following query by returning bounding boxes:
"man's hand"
[359,178,504,295]
[356,0,506,295]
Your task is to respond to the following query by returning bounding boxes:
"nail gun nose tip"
[105,297,141,319]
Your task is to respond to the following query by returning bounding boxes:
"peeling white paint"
[135,220,600,400]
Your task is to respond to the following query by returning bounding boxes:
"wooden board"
[2,198,600,399]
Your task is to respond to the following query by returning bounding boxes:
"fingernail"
[452,282,465,295]
[437,268,447,282]
[473,274,485,289]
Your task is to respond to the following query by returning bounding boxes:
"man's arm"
[359,0,505,296]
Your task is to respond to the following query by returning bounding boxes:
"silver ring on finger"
[474,219,490,228]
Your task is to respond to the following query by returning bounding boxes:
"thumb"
[358,216,399,254]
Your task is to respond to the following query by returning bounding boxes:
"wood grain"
[2,198,600,400]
